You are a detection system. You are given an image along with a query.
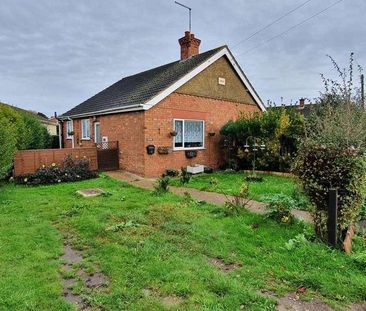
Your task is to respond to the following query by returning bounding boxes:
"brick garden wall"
[14,147,97,176]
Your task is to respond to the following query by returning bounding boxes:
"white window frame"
[66,120,73,139]
[81,119,91,140]
[173,118,205,150]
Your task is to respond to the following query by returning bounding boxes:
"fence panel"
[14,147,98,176]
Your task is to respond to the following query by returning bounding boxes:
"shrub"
[15,155,97,185]
[294,53,366,245]
[154,175,170,194]
[0,103,52,179]
[220,107,304,172]
[180,167,191,185]
[294,146,366,241]
[262,194,296,224]
[165,169,179,177]
[224,182,250,216]
[0,111,17,179]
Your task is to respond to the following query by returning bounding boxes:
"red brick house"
[59,32,265,177]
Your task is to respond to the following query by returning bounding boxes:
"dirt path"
[105,170,313,223]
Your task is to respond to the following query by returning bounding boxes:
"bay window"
[81,119,91,139]
[174,119,204,149]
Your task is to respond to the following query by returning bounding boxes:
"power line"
[232,0,313,49]
[236,0,344,57]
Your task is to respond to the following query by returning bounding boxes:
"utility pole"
[361,74,365,110]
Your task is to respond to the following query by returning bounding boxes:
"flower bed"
[15,155,98,185]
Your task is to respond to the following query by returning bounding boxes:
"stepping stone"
[76,188,104,197]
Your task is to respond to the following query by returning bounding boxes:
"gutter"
[59,104,144,120]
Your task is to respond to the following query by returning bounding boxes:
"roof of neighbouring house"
[0,102,54,123]
[61,45,265,119]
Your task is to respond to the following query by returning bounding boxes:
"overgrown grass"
[0,176,365,310]
[170,171,304,202]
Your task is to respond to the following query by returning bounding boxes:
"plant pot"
[157,146,172,154]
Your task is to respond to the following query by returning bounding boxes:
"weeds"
[180,167,191,185]
[154,176,170,194]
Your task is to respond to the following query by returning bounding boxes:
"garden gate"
[96,141,119,171]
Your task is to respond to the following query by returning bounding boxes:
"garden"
[0,176,365,310]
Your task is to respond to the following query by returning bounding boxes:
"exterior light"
[244,148,249,153]
[244,144,249,149]
[260,144,265,150]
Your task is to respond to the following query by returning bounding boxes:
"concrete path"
[106,171,313,223]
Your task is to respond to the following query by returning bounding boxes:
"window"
[174,119,204,149]
[81,119,90,139]
[66,120,73,139]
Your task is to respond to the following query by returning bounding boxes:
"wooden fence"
[14,147,98,176]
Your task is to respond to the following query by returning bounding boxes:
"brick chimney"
[178,31,201,60]
[299,98,305,109]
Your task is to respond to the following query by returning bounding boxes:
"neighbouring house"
[59,31,265,177]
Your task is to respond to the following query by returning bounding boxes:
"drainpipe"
[55,112,63,149]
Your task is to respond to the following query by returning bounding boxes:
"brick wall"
[143,92,260,177]
[14,147,97,176]
[62,95,259,178]
[62,112,145,176]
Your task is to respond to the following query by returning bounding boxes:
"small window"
[81,119,90,139]
[66,120,73,139]
[174,119,204,149]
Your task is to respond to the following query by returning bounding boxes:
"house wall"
[176,56,257,105]
[143,92,259,177]
[62,112,146,175]
[61,56,261,177]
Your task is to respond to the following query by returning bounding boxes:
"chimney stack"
[299,98,305,109]
[178,31,201,60]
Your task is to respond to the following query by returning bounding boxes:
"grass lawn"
[170,171,303,202]
[0,176,365,310]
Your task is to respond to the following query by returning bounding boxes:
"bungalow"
[59,31,265,177]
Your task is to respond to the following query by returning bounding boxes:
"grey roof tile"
[61,46,225,117]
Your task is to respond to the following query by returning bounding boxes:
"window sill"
[66,137,73,140]
[173,147,206,151]
[81,138,91,141]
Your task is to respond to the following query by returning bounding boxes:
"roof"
[61,46,265,119]
[0,102,53,123]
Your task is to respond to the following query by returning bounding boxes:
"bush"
[262,194,296,224]
[294,53,366,245]
[220,107,304,172]
[0,103,52,179]
[15,155,97,185]
[180,167,191,185]
[295,146,366,241]
[224,182,250,216]
[165,169,179,177]
[0,111,17,179]
[154,175,170,194]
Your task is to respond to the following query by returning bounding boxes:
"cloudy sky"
[0,0,365,116]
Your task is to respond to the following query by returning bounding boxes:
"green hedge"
[0,103,52,179]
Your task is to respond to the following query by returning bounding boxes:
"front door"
[94,122,101,143]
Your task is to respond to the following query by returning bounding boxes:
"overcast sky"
[0,0,365,116]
